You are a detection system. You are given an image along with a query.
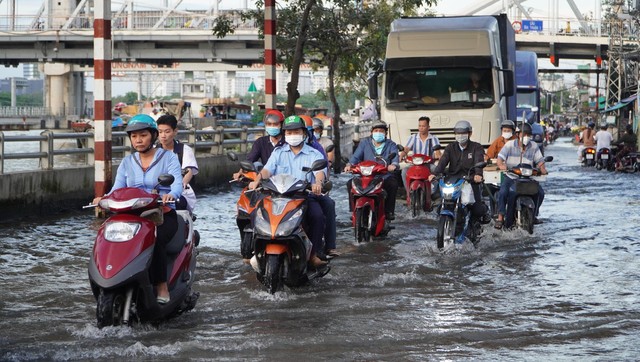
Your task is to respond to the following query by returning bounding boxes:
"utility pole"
[605,1,624,127]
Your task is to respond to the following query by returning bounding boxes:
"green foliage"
[0,92,44,107]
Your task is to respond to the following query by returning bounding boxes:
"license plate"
[586,154,594,159]
[601,154,609,159]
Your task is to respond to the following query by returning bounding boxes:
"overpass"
[0,0,624,119]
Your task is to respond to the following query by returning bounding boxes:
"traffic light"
[549,43,559,67]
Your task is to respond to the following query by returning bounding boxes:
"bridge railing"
[0,10,257,31]
[0,124,361,174]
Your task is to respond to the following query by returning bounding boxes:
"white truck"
[369,14,517,147]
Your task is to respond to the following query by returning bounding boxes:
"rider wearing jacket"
[248,116,328,267]
[93,114,183,304]
[429,120,490,225]
[344,121,400,220]
[495,123,548,229]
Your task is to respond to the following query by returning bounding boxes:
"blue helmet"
[126,114,158,134]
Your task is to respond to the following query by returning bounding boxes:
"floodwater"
[1,137,640,360]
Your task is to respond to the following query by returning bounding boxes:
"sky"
[0,0,605,94]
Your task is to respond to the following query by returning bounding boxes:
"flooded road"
[2,137,640,360]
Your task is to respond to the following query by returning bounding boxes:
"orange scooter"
[246,159,330,294]
[227,152,264,259]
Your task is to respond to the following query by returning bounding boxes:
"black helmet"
[588,122,595,129]
[521,122,532,135]
[453,120,472,133]
[500,120,515,131]
[282,115,306,130]
[371,121,388,132]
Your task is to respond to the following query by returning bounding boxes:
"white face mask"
[314,132,322,139]
[502,131,513,139]
[285,134,305,147]
[455,134,469,144]
[522,136,531,145]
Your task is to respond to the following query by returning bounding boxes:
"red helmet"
[299,115,314,128]
[264,109,285,123]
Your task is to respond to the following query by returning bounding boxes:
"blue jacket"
[349,136,400,177]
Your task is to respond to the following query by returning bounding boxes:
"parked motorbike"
[248,159,331,294]
[346,153,397,242]
[400,145,435,217]
[435,161,487,250]
[617,148,640,173]
[582,147,596,167]
[86,175,199,328]
[504,156,552,234]
[227,152,264,259]
[595,148,614,171]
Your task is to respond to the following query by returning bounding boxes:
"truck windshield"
[517,91,537,108]
[386,68,494,108]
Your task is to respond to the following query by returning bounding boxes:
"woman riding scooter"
[93,114,183,304]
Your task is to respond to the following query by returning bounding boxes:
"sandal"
[494,219,503,229]
[326,249,341,257]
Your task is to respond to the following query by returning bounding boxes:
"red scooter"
[348,153,396,242]
[87,175,199,328]
[403,151,435,217]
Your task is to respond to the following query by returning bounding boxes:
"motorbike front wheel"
[96,289,125,328]
[436,215,454,249]
[355,208,371,243]
[264,254,283,294]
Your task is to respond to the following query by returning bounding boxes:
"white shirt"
[594,130,613,151]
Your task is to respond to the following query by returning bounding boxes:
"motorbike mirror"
[531,106,539,113]
[474,161,488,169]
[325,144,335,153]
[239,160,256,173]
[323,180,333,192]
[341,156,350,164]
[544,156,554,162]
[227,151,238,162]
[157,174,175,187]
[309,159,328,172]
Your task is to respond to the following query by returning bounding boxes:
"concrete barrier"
[0,153,244,222]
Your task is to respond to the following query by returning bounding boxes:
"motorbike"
[435,161,487,250]
[227,152,264,259]
[87,175,199,328]
[595,148,614,171]
[248,159,331,294]
[400,145,435,217]
[504,156,553,234]
[616,147,640,173]
[582,147,596,167]
[347,153,397,243]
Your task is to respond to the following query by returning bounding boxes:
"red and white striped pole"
[94,0,112,199]
[264,0,276,110]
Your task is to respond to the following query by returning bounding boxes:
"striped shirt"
[498,139,544,169]
[405,133,440,157]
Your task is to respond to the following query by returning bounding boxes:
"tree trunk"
[285,0,316,116]
[328,57,342,174]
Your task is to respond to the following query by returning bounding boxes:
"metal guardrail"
[0,123,367,174]
[0,126,264,174]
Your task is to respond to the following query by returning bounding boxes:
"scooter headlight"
[359,165,374,176]
[275,209,303,237]
[441,184,456,200]
[254,209,272,237]
[520,168,533,177]
[412,157,424,166]
[104,222,141,242]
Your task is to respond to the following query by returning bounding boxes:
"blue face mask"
[265,126,281,137]
[372,132,385,143]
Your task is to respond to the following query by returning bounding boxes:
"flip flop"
[326,249,341,257]
[494,220,503,230]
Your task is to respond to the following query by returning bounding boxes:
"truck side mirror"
[502,69,514,97]
[368,73,379,100]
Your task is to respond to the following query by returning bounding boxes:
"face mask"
[522,136,531,145]
[265,126,281,137]
[314,132,322,139]
[455,134,469,144]
[502,131,513,139]
[285,134,305,147]
[372,132,386,143]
